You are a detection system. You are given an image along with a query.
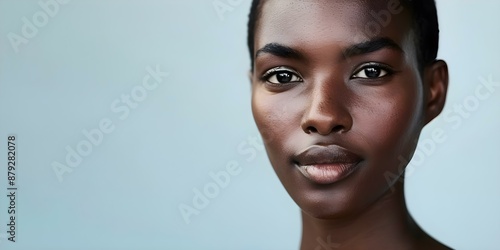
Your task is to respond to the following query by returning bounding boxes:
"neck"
[299,182,435,250]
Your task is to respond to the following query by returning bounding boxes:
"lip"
[293,145,362,185]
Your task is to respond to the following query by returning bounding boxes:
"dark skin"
[249,0,450,249]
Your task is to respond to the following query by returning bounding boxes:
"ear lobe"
[424,60,449,124]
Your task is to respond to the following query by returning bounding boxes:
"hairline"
[248,0,435,73]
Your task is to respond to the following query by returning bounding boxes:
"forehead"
[255,0,413,53]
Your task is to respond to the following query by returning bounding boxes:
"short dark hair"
[247,0,439,72]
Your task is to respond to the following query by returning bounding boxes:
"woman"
[247,0,451,249]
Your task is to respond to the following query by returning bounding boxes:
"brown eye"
[365,67,382,78]
[352,64,391,79]
[263,67,303,84]
[274,71,293,83]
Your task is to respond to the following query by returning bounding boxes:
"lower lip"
[297,162,360,185]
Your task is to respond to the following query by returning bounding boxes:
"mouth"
[293,145,362,185]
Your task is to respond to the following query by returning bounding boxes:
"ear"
[423,60,449,124]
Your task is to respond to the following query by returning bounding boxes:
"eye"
[262,67,303,84]
[352,64,392,79]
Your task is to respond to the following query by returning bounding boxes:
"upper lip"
[293,144,362,166]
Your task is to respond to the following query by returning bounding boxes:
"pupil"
[365,67,380,78]
[277,72,292,83]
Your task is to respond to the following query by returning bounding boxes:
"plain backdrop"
[0,0,499,249]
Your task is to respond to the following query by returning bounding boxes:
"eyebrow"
[255,43,303,60]
[342,37,404,58]
[255,37,403,60]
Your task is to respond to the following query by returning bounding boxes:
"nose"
[300,79,353,135]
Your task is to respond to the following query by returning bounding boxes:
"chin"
[276,161,393,221]
[295,189,368,220]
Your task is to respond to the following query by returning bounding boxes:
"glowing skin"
[250,0,450,249]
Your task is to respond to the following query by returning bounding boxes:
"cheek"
[252,89,287,145]
[251,88,299,164]
[355,81,424,166]
[251,89,283,148]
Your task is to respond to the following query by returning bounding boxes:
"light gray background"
[0,0,499,249]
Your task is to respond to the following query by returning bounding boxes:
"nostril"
[305,125,345,134]
[306,126,318,134]
[331,125,345,133]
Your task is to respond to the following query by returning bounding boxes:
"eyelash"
[260,66,303,85]
[351,63,394,79]
[260,63,394,86]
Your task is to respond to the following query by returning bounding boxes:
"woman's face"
[251,0,426,218]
